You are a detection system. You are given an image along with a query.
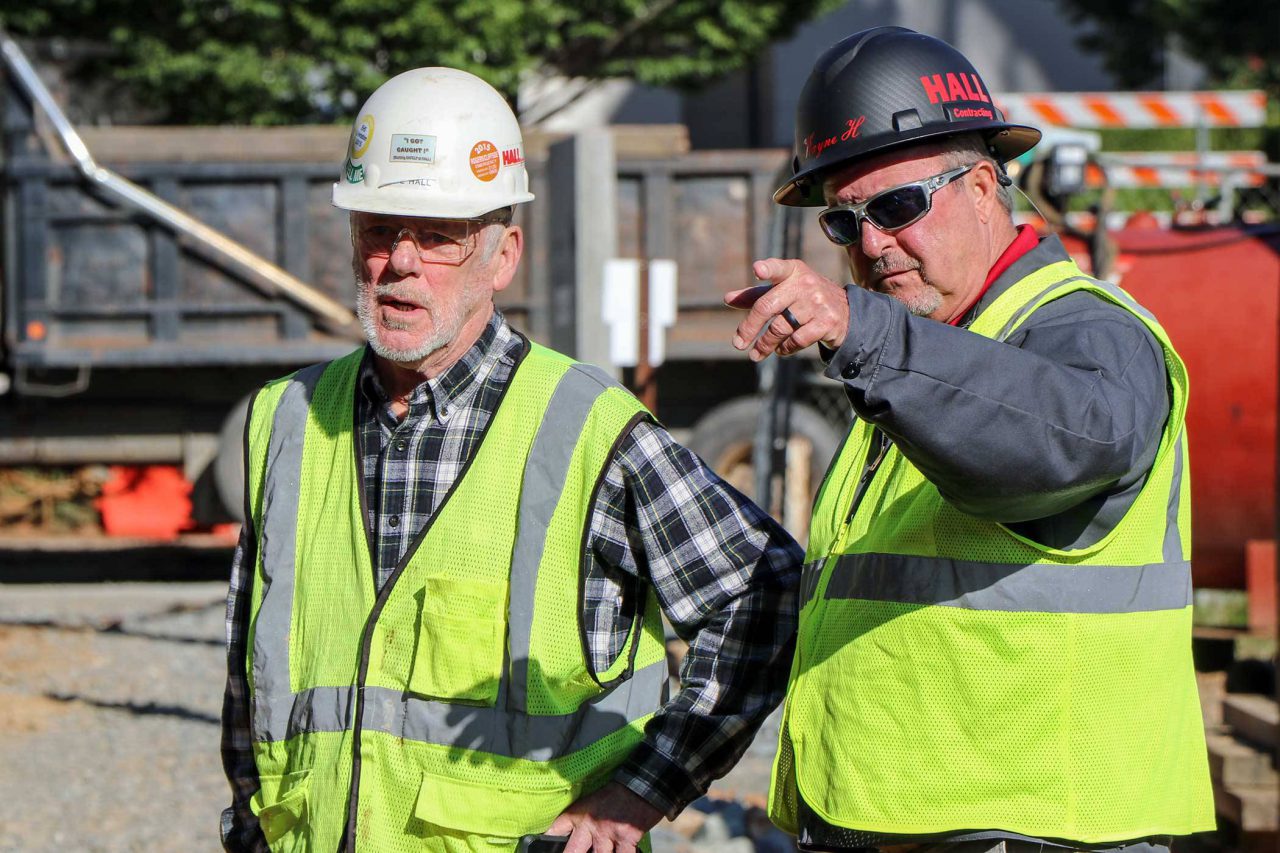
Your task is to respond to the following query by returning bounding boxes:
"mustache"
[367,282,430,307]
[870,255,921,279]
[352,265,429,304]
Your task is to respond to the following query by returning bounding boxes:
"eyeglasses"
[817,164,975,246]
[353,216,502,266]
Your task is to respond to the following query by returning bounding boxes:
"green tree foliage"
[0,0,842,125]
[1057,0,1280,100]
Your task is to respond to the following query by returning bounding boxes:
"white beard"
[355,278,462,365]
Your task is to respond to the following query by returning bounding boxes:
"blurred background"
[0,1,1277,850]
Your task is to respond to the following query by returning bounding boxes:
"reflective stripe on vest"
[819,554,1190,612]
[801,440,1190,613]
[507,361,619,713]
[249,659,667,759]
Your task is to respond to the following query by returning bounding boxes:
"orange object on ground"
[96,465,194,540]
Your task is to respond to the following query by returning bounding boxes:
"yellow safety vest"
[770,259,1214,842]
[244,340,667,852]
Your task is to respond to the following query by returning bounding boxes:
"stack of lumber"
[1209,693,1278,851]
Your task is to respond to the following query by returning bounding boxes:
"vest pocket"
[409,576,507,704]
[250,769,311,846]
[413,767,574,838]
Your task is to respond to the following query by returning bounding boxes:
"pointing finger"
[724,283,773,309]
[753,257,801,284]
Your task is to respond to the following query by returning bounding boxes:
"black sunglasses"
[818,163,975,246]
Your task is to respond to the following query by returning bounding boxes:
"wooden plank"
[1193,626,1278,667]
[1208,733,1279,787]
[78,126,349,164]
[74,124,691,165]
[1214,779,1279,832]
[611,125,690,160]
[1224,694,1280,750]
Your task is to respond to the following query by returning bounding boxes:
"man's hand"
[546,782,664,853]
[725,258,849,361]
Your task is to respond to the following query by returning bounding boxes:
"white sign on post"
[602,258,640,367]
[601,258,678,369]
[647,259,677,368]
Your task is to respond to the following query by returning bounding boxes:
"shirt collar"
[358,310,513,422]
[948,224,1040,327]
[957,230,1074,328]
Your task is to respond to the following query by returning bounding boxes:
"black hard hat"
[776,26,1041,207]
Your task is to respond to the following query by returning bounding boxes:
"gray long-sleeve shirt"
[825,234,1169,550]
[799,234,1174,850]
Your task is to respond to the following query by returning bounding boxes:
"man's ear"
[970,160,1002,224]
[490,225,523,295]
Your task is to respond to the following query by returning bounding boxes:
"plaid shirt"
[221,312,801,851]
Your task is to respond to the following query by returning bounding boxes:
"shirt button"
[841,361,862,379]
[388,515,400,529]
[394,439,408,452]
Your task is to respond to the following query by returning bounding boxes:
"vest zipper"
[342,550,443,850]
[340,337,531,852]
[845,428,892,526]
[815,429,891,617]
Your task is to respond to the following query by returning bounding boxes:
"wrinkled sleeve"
[589,420,802,817]
[824,285,1170,523]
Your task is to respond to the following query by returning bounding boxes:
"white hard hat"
[332,67,535,219]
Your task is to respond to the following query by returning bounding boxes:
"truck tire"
[213,394,252,524]
[686,396,844,505]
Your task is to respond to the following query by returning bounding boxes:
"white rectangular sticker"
[390,134,437,163]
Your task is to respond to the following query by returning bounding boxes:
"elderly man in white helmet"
[219,68,802,853]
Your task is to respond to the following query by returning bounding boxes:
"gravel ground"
[0,581,230,852]
[0,580,790,852]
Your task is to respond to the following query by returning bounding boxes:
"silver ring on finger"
[781,307,801,329]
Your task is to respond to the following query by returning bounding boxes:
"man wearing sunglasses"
[221,68,803,853]
[726,26,1213,853]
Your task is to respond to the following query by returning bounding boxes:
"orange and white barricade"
[998,91,1267,129]
[1089,151,1270,188]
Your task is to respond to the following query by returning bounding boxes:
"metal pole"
[1194,115,1210,211]
[634,254,657,410]
[574,130,619,376]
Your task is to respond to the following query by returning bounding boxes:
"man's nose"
[858,217,894,258]
[387,230,423,274]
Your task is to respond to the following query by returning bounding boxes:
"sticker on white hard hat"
[500,145,525,167]
[390,134,437,164]
[351,115,374,158]
[470,141,500,182]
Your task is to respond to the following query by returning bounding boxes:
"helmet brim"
[774,122,1042,207]
[332,184,535,219]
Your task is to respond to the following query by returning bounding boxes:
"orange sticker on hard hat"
[470,141,500,182]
